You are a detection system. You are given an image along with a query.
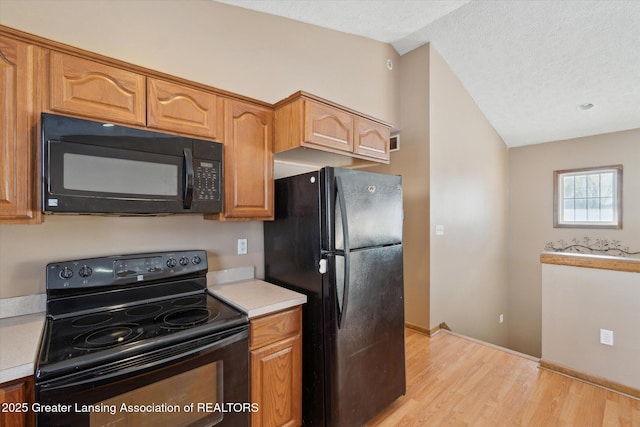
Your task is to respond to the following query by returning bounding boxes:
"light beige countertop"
[208,279,307,319]
[0,312,45,383]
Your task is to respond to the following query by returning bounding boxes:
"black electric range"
[35,249,248,382]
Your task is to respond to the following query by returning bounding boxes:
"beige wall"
[372,43,510,343]
[371,45,431,329]
[0,216,263,298]
[0,0,400,125]
[508,129,640,357]
[542,264,640,389]
[0,0,401,298]
[429,46,509,347]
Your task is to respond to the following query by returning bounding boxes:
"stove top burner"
[71,313,113,328]
[125,304,163,317]
[172,296,203,307]
[73,323,143,350]
[159,308,214,329]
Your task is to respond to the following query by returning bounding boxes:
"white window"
[553,165,622,229]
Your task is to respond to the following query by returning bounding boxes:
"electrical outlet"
[499,314,504,324]
[237,238,248,255]
[600,329,614,346]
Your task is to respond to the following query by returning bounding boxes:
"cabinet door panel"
[304,100,353,153]
[222,99,273,220]
[251,334,302,427]
[49,52,145,125]
[147,78,220,139]
[0,36,40,223]
[0,376,35,427]
[354,117,390,161]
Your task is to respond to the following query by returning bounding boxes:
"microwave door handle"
[183,148,194,209]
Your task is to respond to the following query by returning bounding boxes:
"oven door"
[36,326,249,427]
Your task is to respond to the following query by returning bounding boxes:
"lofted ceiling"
[215,0,640,147]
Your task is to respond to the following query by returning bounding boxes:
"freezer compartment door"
[325,244,405,427]
[331,168,403,251]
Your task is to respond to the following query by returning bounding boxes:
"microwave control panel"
[194,160,220,201]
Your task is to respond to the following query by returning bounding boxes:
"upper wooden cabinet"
[48,51,146,125]
[275,91,391,163]
[355,116,391,161]
[147,78,222,140]
[303,100,354,153]
[214,99,274,220]
[0,35,41,224]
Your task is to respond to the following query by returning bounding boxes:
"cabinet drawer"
[49,52,146,125]
[250,307,301,350]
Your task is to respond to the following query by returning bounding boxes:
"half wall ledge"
[540,251,640,274]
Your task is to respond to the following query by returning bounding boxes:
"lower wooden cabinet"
[250,306,302,427]
[0,376,34,427]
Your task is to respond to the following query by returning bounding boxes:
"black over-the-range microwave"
[41,113,223,215]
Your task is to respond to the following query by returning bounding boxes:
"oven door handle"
[38,328,247,392]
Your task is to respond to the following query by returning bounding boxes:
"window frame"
[553,165,623,229]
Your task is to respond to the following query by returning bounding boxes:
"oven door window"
[92,361,223,427]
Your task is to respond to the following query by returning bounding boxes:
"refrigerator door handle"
[337,253,350,329]
[335,176,350,329]
[335,176,350,252]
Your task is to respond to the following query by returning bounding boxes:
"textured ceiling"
[216,0,640,147]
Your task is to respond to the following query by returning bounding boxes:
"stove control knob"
[166,258,177,268]
[191,255,202,265]
[179,257,190,266]
[79,265,93,278]
[59,267,73,280]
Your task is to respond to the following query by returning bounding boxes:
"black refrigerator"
[264,167,405,427]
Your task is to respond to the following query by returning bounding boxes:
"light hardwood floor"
[365,330,640,426]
